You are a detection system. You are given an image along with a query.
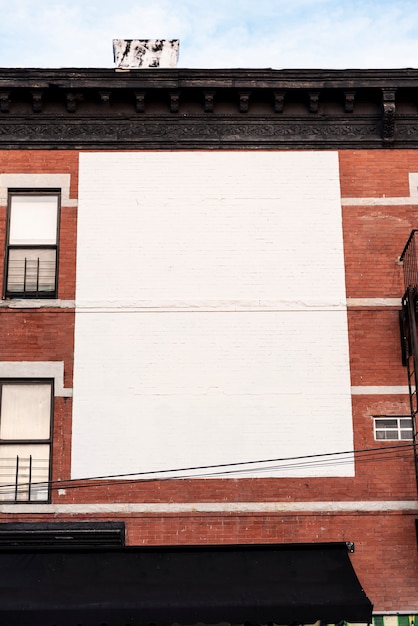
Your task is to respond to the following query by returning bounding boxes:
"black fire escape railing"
[399,230,418,489]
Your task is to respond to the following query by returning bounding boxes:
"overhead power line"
[0,442,414,495]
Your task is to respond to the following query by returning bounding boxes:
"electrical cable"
[0,441,414,495]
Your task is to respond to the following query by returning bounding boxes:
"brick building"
[0,53,416,624]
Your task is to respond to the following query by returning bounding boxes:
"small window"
[374,416,414,441]
[5,192,60,298]
[0,381,53,502]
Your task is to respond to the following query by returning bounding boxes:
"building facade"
[0,65,416,623]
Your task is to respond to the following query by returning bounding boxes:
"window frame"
[373,415,414,441]
[4,189,61,299]
[0,379,54,503]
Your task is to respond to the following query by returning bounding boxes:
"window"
[5,192,60,298]
[374,416,414,441]
[0,381,53,502]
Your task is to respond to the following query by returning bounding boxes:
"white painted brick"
[72,152,353,479]
[76,152,346,305]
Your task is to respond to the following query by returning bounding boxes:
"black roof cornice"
[0,67,417,148]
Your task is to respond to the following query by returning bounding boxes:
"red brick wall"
[0,509,415,612]
[51,396,73,483]
[50,437,416,504]
[339,150,418,197]
[342,205,410,297]
[0,310,74,385]
[348,309,405,385]
[0,149,417,613]
[0,150,79,196]
[58,204,77,300]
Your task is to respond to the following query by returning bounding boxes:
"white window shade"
[6,249,57,294]
[0,384,51,440]
[9,196,58,245]
[0,444,50,501]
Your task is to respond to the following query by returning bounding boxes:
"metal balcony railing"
[0,455,50,503]
[400,230,418,490]
[400,230,418,292]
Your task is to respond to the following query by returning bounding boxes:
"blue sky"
[0,0,417,69]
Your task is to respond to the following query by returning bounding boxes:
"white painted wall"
[72,151,353,480]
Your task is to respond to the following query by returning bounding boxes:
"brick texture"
[0,510,415,612]
[339,150,418,198]
[0,149,416,613]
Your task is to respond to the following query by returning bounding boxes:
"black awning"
[0,542,372,626]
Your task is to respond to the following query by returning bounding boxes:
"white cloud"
[0,0,418,68]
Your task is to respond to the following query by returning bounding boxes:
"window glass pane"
[400,419,412,428]
[0,384,51,440]
[401,430,413,440]
[9,196,58,245]
[0,444,50,501]
[384,432,399,439]
[376,419,397,428]
[7,249,56,294]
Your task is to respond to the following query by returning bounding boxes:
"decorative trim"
[309,91,319,114]
[169,91,179,113]
[99,90,111,106]
[0,362,72,397]
[135,91,145,113]
[0,91,9,113]
[342,197,418,206]
[0,173,76,206]
[31,90,42,113]
[0,297,399,311]
[397,123,418,140]
[382,89,396,143]
[203,90,215,113]
[239,91,251,113]
[0,299,75,309]
[274,90,285,113]
[66,92,76,113]
[346,298,400,307]
[74,298,347,312]
[1,67,418,147]
[344,91,356,113]
[0,118,382,149]
[408,172,418,196]
[0,500,416,514]
[351,386,409,395]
